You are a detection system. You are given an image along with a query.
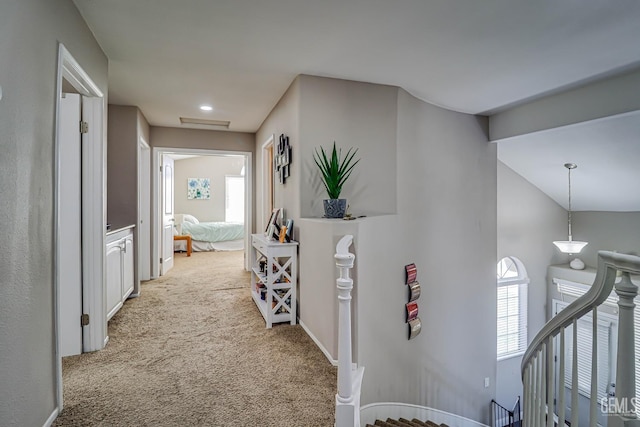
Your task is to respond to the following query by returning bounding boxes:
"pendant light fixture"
[553,163,588,260]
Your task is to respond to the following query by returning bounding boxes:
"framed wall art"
[187,178,211,200]
[405,263,417,285]
[406,302,419,322]
[408,282,421,302]
[275,134,292,184]
[408,318,422,340]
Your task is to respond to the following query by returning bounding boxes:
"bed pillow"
[182,214,199,224]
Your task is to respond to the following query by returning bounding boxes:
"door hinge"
[80,121,89,134]
[81,313,90,326]
[160,258,163,264]
[160,165,163,172]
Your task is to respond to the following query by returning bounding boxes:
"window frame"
[497,256,530,361]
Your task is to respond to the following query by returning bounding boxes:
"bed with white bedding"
[174,214,245,252]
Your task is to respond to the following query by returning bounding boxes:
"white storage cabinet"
[250,233,298,328]
[106,226,135,320]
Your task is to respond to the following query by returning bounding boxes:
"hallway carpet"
[54,250,336,426]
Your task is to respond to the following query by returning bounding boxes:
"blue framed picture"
[187,178,210,200]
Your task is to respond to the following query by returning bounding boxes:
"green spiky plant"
[313,142,360,200]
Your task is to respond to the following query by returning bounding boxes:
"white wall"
[572,211,640,267]
[173,155,244,222]
[357,88,496,422]
[108,105,150,230]
[0,1,108,425]
[255,78,301,232]
[257,75,497,423]
[495,161,568,405]
[298,75,398,218]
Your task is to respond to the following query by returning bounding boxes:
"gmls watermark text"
[600,397,640,416]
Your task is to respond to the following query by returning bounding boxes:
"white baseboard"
[43,407,59,427]
[299,319,338,366]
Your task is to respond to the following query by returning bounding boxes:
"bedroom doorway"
[151,148,252,277]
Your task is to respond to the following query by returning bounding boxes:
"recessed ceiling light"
[199,105,213,111]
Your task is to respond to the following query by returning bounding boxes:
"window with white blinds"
[556,277,640,416]
[497,257,529,360]
[559,309,612,402]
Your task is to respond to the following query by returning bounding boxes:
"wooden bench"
[173,235,192,257]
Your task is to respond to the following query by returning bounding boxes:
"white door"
[138,141,151,282]
[58,93,82,357]
[161,155,174,275]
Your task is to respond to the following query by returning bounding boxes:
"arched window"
[497,256,529,360]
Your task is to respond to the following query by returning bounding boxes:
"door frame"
[137,137,151,287]
[261,135,275,232]
[54,44,106,412]
[151,147,253,276]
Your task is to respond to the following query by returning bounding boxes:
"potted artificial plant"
[313,142,360,218]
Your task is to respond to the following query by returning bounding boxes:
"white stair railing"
[334,235,365,427]
[521,251,640,427]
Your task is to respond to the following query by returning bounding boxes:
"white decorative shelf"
[249,233,298,328]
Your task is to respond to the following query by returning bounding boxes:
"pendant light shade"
[553,163,588,254]
[553,240,588,254]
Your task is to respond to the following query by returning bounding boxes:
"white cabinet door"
[106,240,123,320]
[122,235,134,299]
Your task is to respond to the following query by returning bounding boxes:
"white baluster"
[524,362,533,427]
[523,364,530,427]
[571,318,579,427]
[547,336,555,427]
[334,235,356,427]
[558,329,566,427]
[540,344,547,425]
[590,308,598,427]
[614,271,638,421]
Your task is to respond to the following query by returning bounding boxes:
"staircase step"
[398,418,424,427]
[386,418,414,427]
[372,419,447,427]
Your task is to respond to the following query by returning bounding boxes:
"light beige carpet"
[54,250,337,426]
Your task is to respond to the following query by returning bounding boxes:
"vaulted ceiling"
[73,0,640,211]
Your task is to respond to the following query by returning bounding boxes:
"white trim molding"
[43,408,59,427]
[299,319,338,366]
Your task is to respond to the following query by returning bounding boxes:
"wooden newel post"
[614,271,638,422]
[335,235,356,427]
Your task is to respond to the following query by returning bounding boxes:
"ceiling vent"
[179,117,230,128]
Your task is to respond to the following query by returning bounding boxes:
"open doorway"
[54,44,106,413]
[151,148,252,277]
